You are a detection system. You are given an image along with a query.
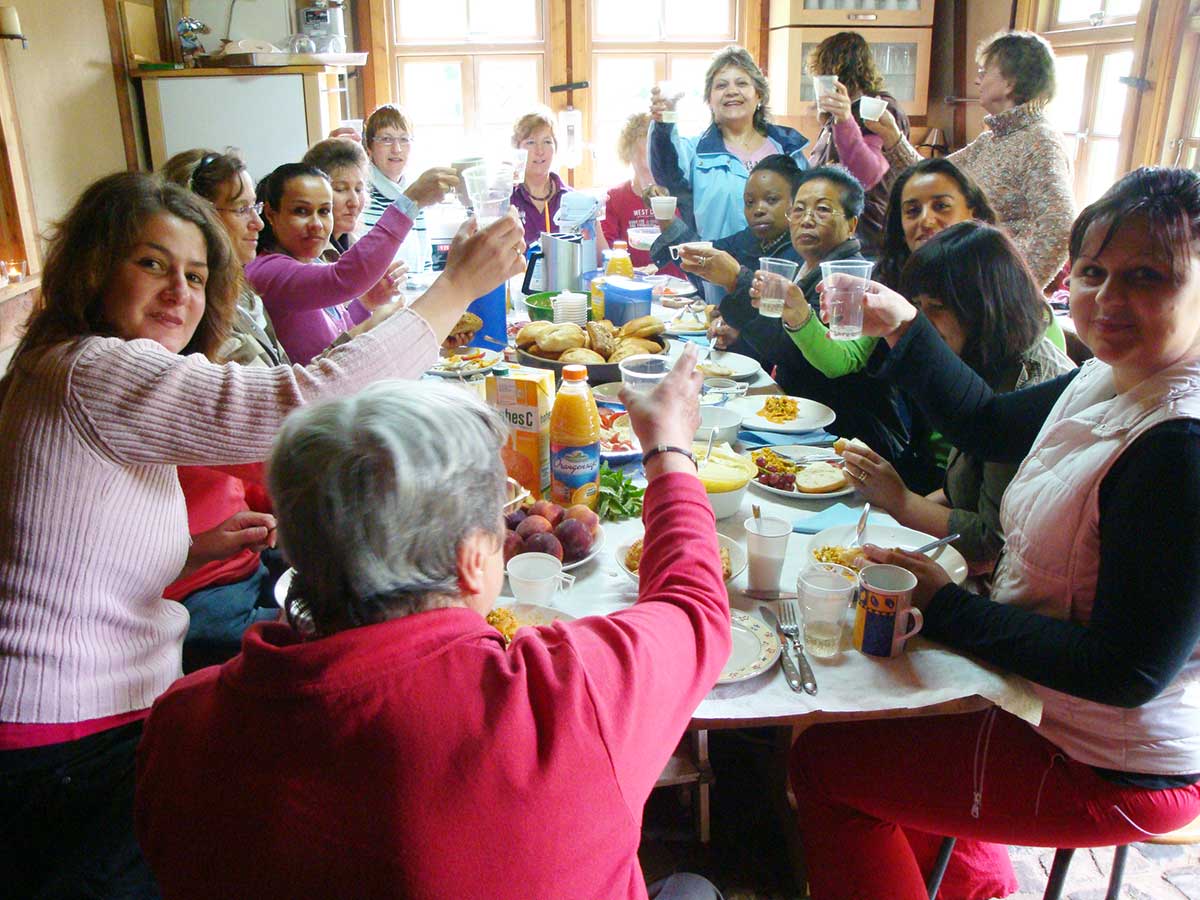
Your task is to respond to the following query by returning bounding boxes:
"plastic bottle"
[549,365,602,509]
[589,273,607,321]
[606,241,635,279]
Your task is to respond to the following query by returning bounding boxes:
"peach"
[515,515,553,539]
[564,504,601,537]
[528,500,565,527]
[524,532,563,561]
[554,518,593,563]
[503,531,525,563]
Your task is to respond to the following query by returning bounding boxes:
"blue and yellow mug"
[853,563,922,658]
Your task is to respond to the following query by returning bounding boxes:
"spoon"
[701,426,717,464]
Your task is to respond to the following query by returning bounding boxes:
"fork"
[778,602,817,695]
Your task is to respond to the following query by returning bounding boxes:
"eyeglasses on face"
[788,203,842,224]
[217,201,264,218]
[371,135,413,147]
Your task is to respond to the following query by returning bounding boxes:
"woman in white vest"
[789,167,1200,900]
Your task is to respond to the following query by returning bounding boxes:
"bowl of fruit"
[504,500,606,571]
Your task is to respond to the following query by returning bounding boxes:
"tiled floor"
[639,730,1200,900]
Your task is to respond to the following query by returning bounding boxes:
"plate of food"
[804,523,969,585]
[504,500,608,572]
[696,352,761,383]
[616,532,747,585]
[719,610,782,685]
[600,409,640,464]
[486,602,577,644]
[727,395,836,433]
[747,446,855,500]
[664,308,709,336]
[659,276,697,300]
[427,347,502,378]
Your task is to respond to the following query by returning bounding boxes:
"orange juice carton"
[487,365,556,500]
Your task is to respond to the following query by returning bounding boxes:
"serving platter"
[426,348,503,378]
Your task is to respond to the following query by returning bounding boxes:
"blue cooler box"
[603,276,653,327]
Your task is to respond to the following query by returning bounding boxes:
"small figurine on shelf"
[176,11,209,68]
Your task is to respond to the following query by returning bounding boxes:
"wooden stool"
[653,730,713,843]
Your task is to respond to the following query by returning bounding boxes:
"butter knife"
[759,606,806,694]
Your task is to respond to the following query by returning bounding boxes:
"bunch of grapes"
[756,469,796,491]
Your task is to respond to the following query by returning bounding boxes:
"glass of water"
[462,163,514,227]
[798,563,857,659]
[820,260,874,340]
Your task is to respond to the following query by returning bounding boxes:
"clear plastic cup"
[463,163,514,227]
[619,354,672,394]
[757,257,799,318]
[820,260,874,340]
[812,74,839,111]
[798,563,858,659]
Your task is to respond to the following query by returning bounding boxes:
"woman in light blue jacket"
[649,46,810,242]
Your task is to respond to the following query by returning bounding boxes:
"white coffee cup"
[858,96,887,121]
[670,240,713,261]
[506,553,575,605]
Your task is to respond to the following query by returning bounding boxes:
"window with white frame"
[388,0,547,173]
[1050,0,1143,28]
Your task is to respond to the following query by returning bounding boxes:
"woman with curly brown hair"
[0,171,526,897]
[807,30,910,254]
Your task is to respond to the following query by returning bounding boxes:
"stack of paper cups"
[552,291,589,326]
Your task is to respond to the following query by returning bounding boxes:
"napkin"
[738,429,833,448]
[793,504,900,534]
[676,333,711,348]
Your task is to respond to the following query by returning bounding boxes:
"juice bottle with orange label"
[549,364,602,509]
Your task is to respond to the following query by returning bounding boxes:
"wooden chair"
[929,815,1200,900]
[653,729,713,843]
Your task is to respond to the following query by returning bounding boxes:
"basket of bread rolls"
[514,316,669,383]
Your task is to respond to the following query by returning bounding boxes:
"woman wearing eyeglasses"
[359,105,456,273]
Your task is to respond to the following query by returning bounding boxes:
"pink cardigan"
[0,309,437,727]
[135,474,730,899]
[246,203,412,365]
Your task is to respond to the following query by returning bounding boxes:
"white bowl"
[695,406,741,445]
[706,481,749,520]
[626,226,661,251]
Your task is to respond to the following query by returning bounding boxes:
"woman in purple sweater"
[0,171,525,897]
[247,161,459,364]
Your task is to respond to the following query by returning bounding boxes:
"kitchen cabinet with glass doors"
[768,0,935,29]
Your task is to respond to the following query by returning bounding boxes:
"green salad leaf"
[596,462,645,522]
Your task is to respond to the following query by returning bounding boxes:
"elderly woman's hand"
[643,184,670,202]
[749,269,807,322]
[679,248,741,291]
[328,125,361,142]
[649,85,677,124]
[820,81,854,124]
[861,108,903,150]
[441,215,526,300]
[404,167,460,208]
[862,544,951,611]
[620,343,702,453]
[708,315,740,350]
[818,278,918,345]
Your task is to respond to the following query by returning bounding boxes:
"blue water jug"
[466,282,507,350]
[602,276,653,327]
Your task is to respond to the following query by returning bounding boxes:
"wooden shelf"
[131,64,348,79]
[0,274,37,305]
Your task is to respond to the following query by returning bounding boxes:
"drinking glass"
[462,163,514,227]
[798,563,857,659]
[757,257,799,318]
[744,516,792,593]
[820,260,873,340]
[619,354,671,394]
[812,75,838,112]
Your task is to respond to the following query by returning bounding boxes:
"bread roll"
[558,348,607,365]
[833,438,872,457]
[536,324,586,353]
[450,312,483,337]
[618,337,663,356]
[618,315,665,339]
[608,341,658,364]
[795,462,848,494]
[516,321,556,349]
[586,321,616,360]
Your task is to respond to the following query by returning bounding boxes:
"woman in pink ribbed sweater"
[0,172,525,897]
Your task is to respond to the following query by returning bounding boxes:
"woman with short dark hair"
[0,171,525,897]
[866,30,1074,288]
[842,221,1074,567]
[791,166,1200,900]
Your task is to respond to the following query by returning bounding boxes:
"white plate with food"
[659,276,697,299]
[664,310,709,336]
[727,395,836,433]
[696,352,761,383]
[599,410,640,463]
[427,348,503,378]
[804,523,969,585]
[486,602,577,643]
[747,446,855,501]
[719,610,782,685]
[615,533,748,586]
